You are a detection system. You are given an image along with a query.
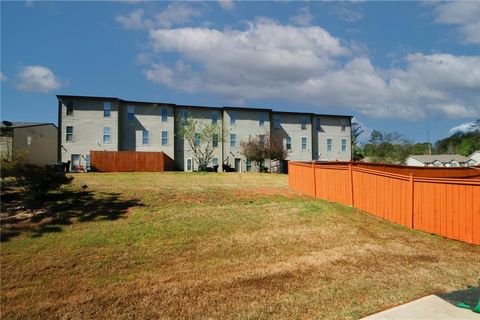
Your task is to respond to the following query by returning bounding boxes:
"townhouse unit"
[57,95,352,172]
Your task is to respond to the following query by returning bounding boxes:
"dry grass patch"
[1,172,479,319]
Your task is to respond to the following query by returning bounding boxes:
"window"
[212,158,218,167]
[301,117,307,130]
[128,106,135,121]
[162,131,168,146]
[327,138,332,152]
[66,126,73,142]
[341,125,346,132]
[142,129,149,145]
[230,134,236,147]
[341,119,348,132]
[103,127,111,144]
[27,136,32,146]
[186,158,192,171]
[315,118,321,130]
[341,139,347,152]
[85,154,91,171]
[274,115,280,129]
[259,113,265,127]
[259,134,265,146]
[66,101,73,116]
[212,134,219,147]
[211,112,218,125]
[246,160,252,172]
[301,137,307,150]
[161,108,168,122]
[104,102,111,117]
[284,136,291,150]
[194,133,201,146]
[230,112,236,125]
[181,110,189,120]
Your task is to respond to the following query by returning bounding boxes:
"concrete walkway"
[362,295,480,320]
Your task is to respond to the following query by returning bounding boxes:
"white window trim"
[301,136,307,150]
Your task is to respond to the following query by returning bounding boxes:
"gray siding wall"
[223,109,271,172]
[13,125,57,166]
[118,103,174,159]
[271,112,313,162]
[313,116,351,161]
[174,107,223,171]
[61,99,119,167]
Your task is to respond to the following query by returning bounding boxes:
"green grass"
[1,172,479,319]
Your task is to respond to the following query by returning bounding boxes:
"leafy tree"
[434,119,480,156]
[363,130,413,164]
[15,164,73,207]
[267,134,288,163]
[240,136,267,171]
[177,116,225,171]
[240,134,288,173]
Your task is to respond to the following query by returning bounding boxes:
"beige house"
[467,150,480,166]
[57,95,352,171]
[1,121,58,166]
[405,154,470,167]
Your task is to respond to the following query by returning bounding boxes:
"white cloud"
[449,120,478,134]
[0,72,6,81]
[218,0,234,12]
[115,8,147,30]
[16,65,62,93]
[329,3,363,23]
[433,2,480,44]
[116,3,201,30]
[136,19,479,120]
[289,6,313,27]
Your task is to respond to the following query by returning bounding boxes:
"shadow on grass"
[437,287,480,310]
[1,190,142,242]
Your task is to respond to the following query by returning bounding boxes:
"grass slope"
[1,172,479,319]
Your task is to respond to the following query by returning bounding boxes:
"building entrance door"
[234,158,241,172]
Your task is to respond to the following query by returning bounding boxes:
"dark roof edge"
[56,94,353,118]
[6,123,58,129]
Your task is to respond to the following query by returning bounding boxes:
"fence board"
[91,151,174,172]
[289,161,480,245]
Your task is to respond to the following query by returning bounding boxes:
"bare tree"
[351,121,365,161]
[177,116,225,171]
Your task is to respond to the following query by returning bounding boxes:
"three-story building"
[57,95,352,172]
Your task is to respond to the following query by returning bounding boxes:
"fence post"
[408,173,414,228]
[349,164,355,206]
[312,162,317,197]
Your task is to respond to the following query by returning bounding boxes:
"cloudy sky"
[1,1,479,142]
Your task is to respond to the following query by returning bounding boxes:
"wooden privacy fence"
[288,161,480,245]
[90,151,175,172]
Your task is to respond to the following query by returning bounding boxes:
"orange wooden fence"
[90,151,175,172]
[288,161,480,245]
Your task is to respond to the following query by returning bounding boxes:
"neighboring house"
[0,121,58,166]
[467,150,480,166]
[405,154,469,167]
[57,95,352,172]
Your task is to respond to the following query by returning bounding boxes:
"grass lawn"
[1,172,479,319]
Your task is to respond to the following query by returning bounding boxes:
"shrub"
[1,152,26,179]
[15,164,73,206]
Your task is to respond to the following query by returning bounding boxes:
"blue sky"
[1,1,479,143]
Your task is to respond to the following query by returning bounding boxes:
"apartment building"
[57,95,352,171]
